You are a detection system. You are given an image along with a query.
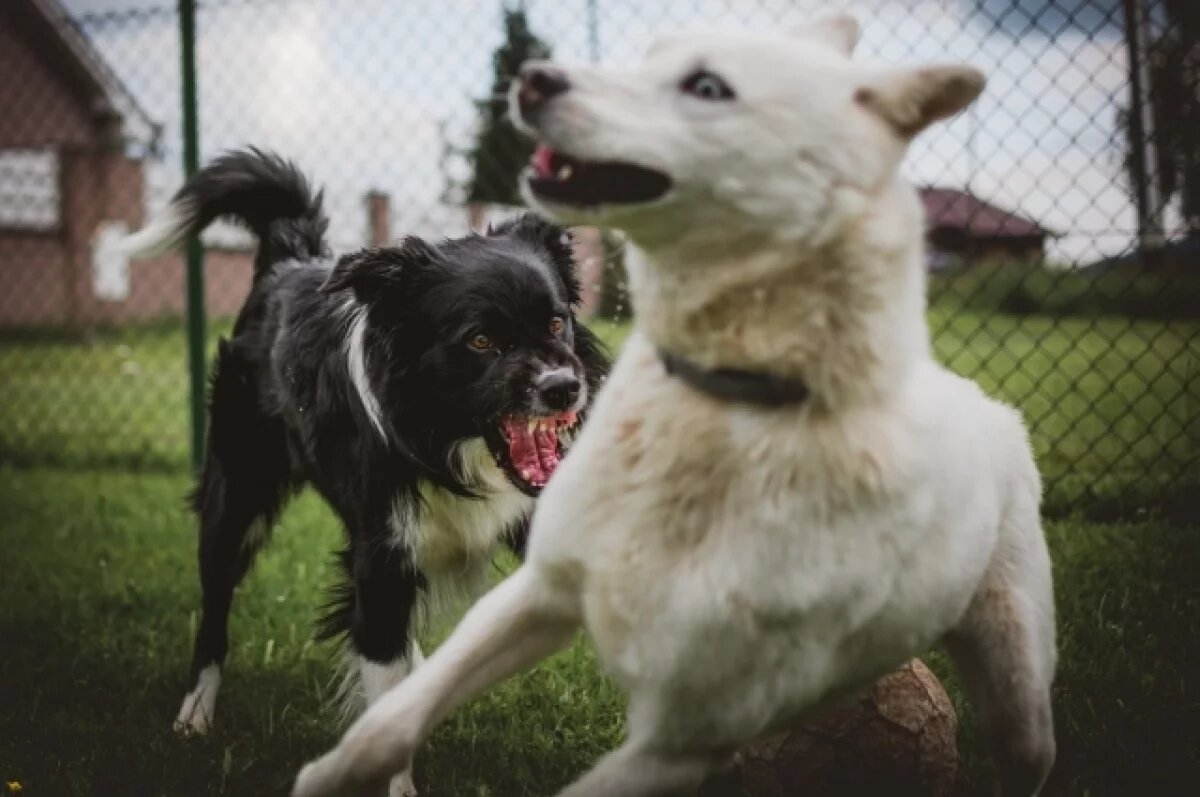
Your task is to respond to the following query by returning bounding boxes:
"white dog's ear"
[792,12,860,56]
[856,65,985,137]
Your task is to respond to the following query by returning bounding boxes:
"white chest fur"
[529,334,1021,746]
[393,439,533,590]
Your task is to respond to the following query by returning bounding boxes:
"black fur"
[170,150,609,711]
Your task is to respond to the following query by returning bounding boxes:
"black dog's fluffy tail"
[120,147,328,273]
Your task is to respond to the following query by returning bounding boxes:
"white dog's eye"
[680,70,735,101]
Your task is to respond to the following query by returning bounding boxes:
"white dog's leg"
[555,741,717,797]
[292,566,579,797]
[945,493,1056,796]
[945,589,1055,796]
[357,649,424,797]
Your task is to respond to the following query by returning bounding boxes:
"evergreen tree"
[467,6,551,207]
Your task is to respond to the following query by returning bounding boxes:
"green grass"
[1,310,1195,516]
[927,308,1198,517]
[0,312,1197,794]
[0,467,1196,795]
[0,469,626,797]
[0,320,214,472]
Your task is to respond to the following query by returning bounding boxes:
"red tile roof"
[920,187,1052,238]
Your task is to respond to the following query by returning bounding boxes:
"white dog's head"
[511,14,983,253]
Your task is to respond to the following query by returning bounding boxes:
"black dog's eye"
[468,334,493,351]
[680,70,735,101]
[549,317,565,336]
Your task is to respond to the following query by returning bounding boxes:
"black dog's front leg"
[333,500,428,797]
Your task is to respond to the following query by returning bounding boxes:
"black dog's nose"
[518,62,570,117]
[538,371,581,411]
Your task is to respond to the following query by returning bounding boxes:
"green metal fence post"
[179,0,206,470]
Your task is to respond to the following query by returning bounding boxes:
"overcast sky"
[60,0,1168,263]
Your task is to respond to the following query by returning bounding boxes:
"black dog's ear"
[492,213,574,261]
[493,213,581,304]
[321,236,438,301]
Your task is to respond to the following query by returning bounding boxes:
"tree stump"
[698,659,958,797]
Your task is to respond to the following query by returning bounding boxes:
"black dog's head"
[322,213,609,496]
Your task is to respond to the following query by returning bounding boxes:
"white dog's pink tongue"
[503,417,560,487]
[531,145,555,178]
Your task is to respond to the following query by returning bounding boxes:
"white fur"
[357,654,424,797]
[344,306,388,443]
[295,17,1055,797]
[174,664,221,735]
[409,440,532,584]
[389,440,534,623]
[358,652,423,707]
[332,441,530,795]
[118,199,193,260]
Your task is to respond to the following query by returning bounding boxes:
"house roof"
[919,187,1054,238]
[12,0,160,152]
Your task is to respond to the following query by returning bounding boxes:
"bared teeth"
[510,415,576,442]
[556,164,573,180]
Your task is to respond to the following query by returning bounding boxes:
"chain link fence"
[0,0,1196,517]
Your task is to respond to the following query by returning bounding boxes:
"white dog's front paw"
[292,752,364,797]
[388,770,418,797]
[292,725,415,797]
[292,757,332,797]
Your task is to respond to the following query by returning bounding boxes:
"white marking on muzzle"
[536,365,588,412]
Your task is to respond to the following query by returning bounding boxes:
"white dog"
[293,13,1056,797]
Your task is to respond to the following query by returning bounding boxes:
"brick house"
[0,0,260,330]
[920,187,1054,269]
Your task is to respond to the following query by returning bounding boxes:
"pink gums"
[531,144,555,178]
[502,411,577,487]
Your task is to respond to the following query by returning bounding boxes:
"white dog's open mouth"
[525,144,671,207]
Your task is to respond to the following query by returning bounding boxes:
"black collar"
[658,349,810,408]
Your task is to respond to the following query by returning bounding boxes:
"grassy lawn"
[0,311,1197,795]
[1,310,1196,515]
[0,469,624,797]
[0,467,1196,796]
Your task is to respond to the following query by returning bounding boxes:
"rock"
[699,659,958,797]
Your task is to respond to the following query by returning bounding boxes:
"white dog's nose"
[517,62,570,118]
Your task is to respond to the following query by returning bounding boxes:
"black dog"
[123,151,607,790]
